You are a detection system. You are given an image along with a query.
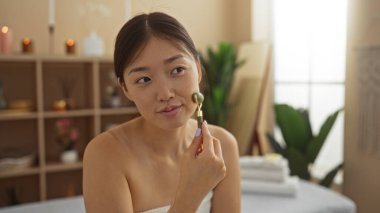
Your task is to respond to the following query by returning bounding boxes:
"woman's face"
[121,36,201,129]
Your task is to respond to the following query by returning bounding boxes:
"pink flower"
[56,118,71,129]
[69,129,79,141]
[55,118,79,151]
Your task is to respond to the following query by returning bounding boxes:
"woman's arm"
[83,133,133,213]
[210,127,241,213]
[169,122,228,212]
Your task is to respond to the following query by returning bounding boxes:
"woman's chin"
[155,115,193,130]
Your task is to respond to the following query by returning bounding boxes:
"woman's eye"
[136,77,151,84]
[171,67,185,75]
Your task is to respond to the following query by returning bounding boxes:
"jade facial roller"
[192,92,204,128]
[192,92,204,155]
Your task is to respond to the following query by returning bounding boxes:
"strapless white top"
[139,191,213,213]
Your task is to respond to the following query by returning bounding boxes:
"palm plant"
[267,104,343,187]
[200,42,244,127]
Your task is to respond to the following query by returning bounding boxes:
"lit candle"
[22,37,33,53]
[65,39,75,54]
[48,0,55,26]
[0,26,13,54]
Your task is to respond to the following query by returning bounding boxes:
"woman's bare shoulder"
[84,121,135,167]
[207,124,241,212]
[83,125,135,212]
[84,132,122,166]
[208,124,238,149]
[85,117,141,155]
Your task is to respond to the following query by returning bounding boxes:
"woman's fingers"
[200,121,215,155]
[196,121,224,163]
[191,128,203,156]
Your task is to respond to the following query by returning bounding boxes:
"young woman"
[83,12,240,213]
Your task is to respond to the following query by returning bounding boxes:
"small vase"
[83,32,104,56]
[108,95,122,108]
[60,150,78,164]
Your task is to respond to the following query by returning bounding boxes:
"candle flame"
[66,39,75,46]
[23,37,31,45]
[1,26,9,33]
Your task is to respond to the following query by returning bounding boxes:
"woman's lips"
[159,105,182,116]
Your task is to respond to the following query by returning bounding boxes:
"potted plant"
[266,104,343,187]
[55,118,80,163]
[200,41,245,127]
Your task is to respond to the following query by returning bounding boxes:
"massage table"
[0,180,355,213]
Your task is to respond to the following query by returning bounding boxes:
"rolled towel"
[240,154,288,171]
[241,176,299,197]
[240,166,289,182]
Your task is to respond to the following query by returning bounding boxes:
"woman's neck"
[136,117,196,159]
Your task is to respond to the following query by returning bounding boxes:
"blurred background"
[0,0,379,212]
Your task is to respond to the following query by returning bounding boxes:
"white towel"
[240,167,289,182]
[240,154,288,171]
[241,176,299,197]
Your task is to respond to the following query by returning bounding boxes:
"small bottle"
[0,81,8,109]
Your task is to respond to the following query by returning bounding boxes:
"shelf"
[0,55,38,62]
[45,162,83,173]
[0,167,40,179]
[0,60,37,110]
[0,55,137,206]
[100,107,138,115]
[0,120,39,161]
[0,54,112,62]
[43,109,94,118]
[0,111,37,120]
[42,61,94,111]
[46,170,82,199]
[0,174,40,207]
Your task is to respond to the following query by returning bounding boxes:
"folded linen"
[241,176,299,197]
[240,166,289,182]
[240,154,288,171]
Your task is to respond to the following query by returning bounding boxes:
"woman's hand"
[169,121,227,212]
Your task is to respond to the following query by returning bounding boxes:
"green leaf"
[319,163,344,188]
[306,109,342,163]
[299,109,314,145]
[266,133,285,156]
[200,41,244,127]
[274,104,310,151]
[285,147,311,180]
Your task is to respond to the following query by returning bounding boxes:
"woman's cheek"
[126,87,148,107]
[134,94,150,108]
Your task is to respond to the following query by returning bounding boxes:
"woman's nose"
[156,80,175,102]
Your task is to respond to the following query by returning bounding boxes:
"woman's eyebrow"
[128,54,185,75]
[164,54,185,64]
[128,66,149,76]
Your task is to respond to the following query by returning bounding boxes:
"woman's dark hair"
[114,12,200,83]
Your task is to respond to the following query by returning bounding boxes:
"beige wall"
[0,0,125,55]
[343,0,380,212]
[226,42,272,155]
[0,0,253,55]
[131,0,252,51]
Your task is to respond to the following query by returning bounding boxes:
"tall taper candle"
[0,26,13,54]
[48,0,55,26]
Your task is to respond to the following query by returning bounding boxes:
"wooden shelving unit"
[0,55,139,207]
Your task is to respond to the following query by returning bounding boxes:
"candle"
[48,0,55,26]
[65,39,75,54]
[22,37,33,53]
[0,26,13,54]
